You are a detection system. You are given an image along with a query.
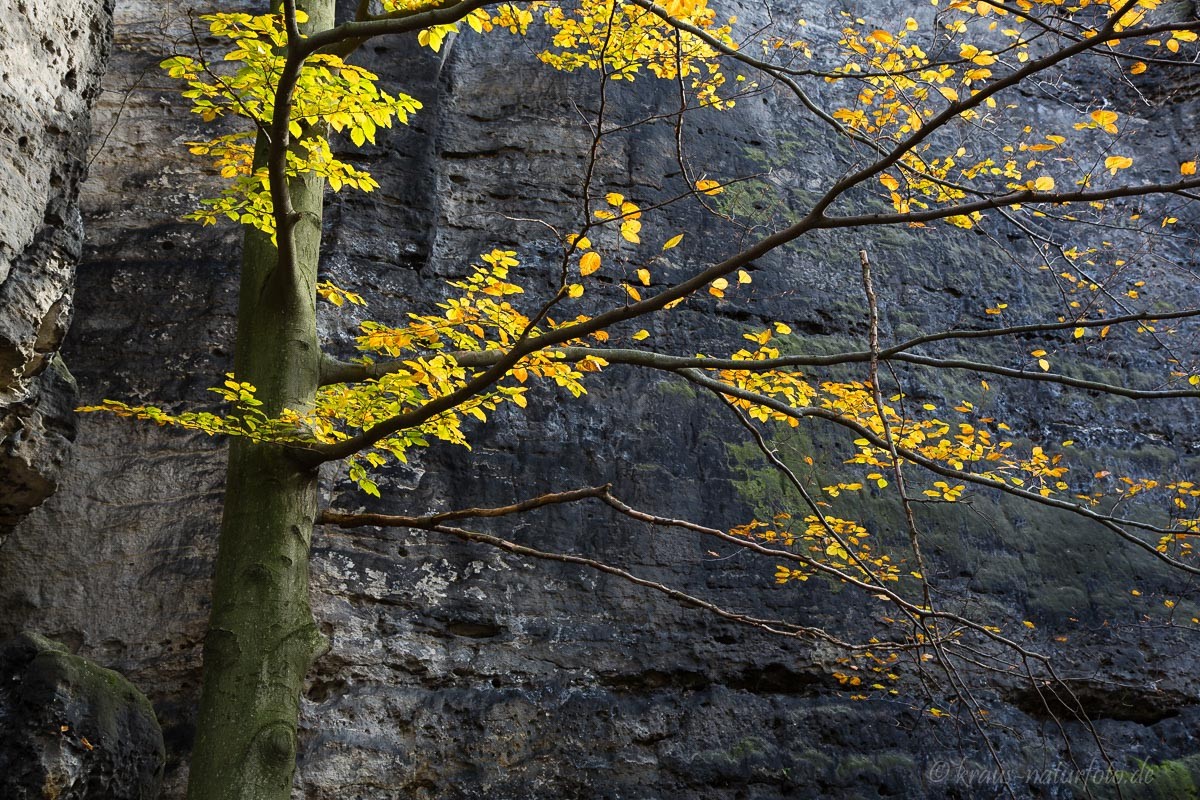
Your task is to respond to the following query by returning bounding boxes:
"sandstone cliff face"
[0,0,113,528]
[4,0,1200,798]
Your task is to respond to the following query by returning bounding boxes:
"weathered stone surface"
[4,0,1200,798]
[0,631,164,800]
[0,355,78,529]
[0,0,114,526]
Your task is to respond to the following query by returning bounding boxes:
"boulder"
[0,631,164,800]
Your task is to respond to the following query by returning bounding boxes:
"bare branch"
[862,249,934,612]
[595,492,1056,661]
[319,484,610,528]
[323,511,858,647]
[321,485,1053,658]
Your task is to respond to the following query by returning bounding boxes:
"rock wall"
[4,0,1200,798]
[0,0,114,528]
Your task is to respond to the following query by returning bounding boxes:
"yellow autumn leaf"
[623,284,642,301]
[567,283,584,298]
[1074,327,1085,338]
[1104,155,1133,175]
[1130,61,1147,74]
[1091,109,1119,134]
[580,251,602,276]
[605,192,625,206]
[695,178,724,195]
[1038,358,1050,371]
[620,220,642,244]
[1033,176,1055,191]
[662,233,684,250]
[737,269,752,284]
[637,268,651,286]
[632,329,650,341]
[1182,161,1197,176]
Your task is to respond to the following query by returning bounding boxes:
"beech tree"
[83,0,1200,797]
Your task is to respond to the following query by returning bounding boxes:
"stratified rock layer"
[3,1,1200,798]
[0,0,114,527]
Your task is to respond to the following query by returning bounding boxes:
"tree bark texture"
[186,2,334,797]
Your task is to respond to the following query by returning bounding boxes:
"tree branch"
[281,0,1199,468]
[266,2,306,283]
[297,0,500,58]
[297,204,831,464]
[594,492,1054,661]
[321,334,1200,401]
[319,484,610,528]
[801,0,1169,221]
[321,506,857,647]
[675,368,1200,576]
[815,176,1200,230]
[320,485,1052,657]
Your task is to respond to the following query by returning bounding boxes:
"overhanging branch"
[319,484,1051,657]
[319,333,1200,400]
[675,368,1200,576]
[319,484,610,527]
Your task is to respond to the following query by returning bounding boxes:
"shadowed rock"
[0,631,164,800]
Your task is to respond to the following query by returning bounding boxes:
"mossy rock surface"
[1077,754,1200,800]
[0,631,164,800]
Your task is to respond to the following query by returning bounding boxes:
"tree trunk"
[186,3,333,798]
